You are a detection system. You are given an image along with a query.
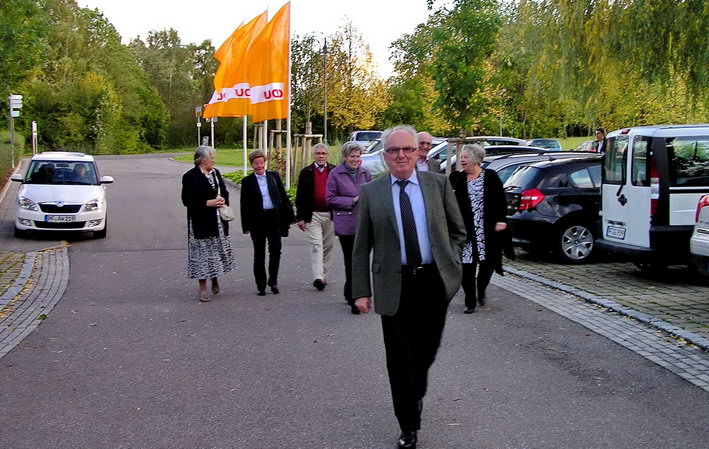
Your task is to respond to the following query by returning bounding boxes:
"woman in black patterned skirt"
[181,146,235,302]
[449,144,513,313]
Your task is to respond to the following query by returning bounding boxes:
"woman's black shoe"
[464,307,475,314]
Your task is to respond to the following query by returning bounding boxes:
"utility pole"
[322,38,328,144]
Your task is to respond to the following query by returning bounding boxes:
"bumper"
[508,217,555,248]
[15,210,106,232]
[597,225,693,264]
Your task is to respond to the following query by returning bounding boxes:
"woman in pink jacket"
[326,142,372,314]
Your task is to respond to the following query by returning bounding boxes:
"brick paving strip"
[505,256,709,345]
[492,271,709,392]
[0,245,70,359]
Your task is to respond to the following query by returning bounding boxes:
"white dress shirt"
[256,173,275,210]
[389,171,433,265]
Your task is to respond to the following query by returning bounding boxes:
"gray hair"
[341,141,363,159]
[313,143,329,153]
[459,144,486,166]
[381,125,418,149]
[194,145,216,165]
[249,149,265,163]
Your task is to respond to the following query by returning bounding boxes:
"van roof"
[32,151,95,162]
[607,124,709,138]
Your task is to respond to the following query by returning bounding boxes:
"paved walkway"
[0,246,69,358]
[0,240,706,394]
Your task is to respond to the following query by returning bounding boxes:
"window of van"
[631,136,652,186]
[667,137,709,187]
[603,136,628,184]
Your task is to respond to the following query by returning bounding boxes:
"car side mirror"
[100,176,114,184]
[11,174,23,182]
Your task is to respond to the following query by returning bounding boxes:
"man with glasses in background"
[415,131,440,173]
[352,126,466,449]
[295,143,336,291]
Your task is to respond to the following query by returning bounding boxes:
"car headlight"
[84,199,101,212]
[18,197,38,211]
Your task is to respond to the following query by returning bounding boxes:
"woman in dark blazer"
[449,143,514,313]
[181,145,235,302]
[326,142,372,314]
[240,149,295,296]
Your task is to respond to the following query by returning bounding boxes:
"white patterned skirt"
[187,218,236,279]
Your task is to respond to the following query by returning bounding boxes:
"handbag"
[213,171,235,222]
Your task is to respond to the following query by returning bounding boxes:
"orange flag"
[247,2,290,123]
[203,11,267,118]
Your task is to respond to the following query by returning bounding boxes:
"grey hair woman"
[181,146,235,302]
[326,140,372,313]
[448,143,513,313]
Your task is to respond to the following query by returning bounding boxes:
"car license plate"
[606,225,626,240]
[45,215,75,223]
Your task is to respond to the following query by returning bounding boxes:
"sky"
[76,0,437,78]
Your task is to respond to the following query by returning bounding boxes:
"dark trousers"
[461,260,494,310]
[381,266,448,432]
[249,211,282,291]
[338,235,355,303]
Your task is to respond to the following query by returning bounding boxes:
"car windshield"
[355,132,381,142]
[504,166,542,189]
[25,160,98,185]
[531,140,561,149]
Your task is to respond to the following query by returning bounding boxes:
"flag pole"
[243,115,248,174]
[286,3,292,189]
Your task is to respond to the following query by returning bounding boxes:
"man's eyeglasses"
[384,146,417,154]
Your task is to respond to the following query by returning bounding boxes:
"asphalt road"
[1,155,708,448]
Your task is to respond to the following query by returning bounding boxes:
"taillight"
[519,188,544,211]
[650,155,659,216]
[696,195,709,222]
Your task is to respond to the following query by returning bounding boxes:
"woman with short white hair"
[181,145,235,302]
[449,144,513,313]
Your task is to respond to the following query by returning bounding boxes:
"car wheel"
[14,227,26,238]
[94,223,107,239]
[556,223,594,263]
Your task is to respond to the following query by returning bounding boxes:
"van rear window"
[667,137,709,187]
[603,136,628,184]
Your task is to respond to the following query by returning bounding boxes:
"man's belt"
[401,264,436,276]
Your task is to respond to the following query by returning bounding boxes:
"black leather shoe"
[257,290,266,296]
[478,294,486,306]
[313,279,325,291]
[464,307,475,314]
[398,431,417,449]
[270,285,279,294]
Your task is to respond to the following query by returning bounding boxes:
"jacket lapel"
[374,175,398,233]
[266,172,279,207]
[418,172,434,235]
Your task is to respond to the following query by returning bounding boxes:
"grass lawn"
[558,136,594,150]
[172,144,344,169]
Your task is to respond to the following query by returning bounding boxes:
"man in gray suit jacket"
[352,125,466,449]
[416,131,440,173]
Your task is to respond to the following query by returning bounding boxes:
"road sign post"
[8,94,23,169]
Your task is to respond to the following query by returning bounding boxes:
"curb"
[0,159,23,206]
[504,265,709,351]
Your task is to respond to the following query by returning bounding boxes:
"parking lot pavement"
[0,245,69,358]
[504,252,709,347]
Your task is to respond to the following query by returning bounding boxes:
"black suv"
[504,155,602,263]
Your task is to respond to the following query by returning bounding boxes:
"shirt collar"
[389,170,419,186]
[255,172,267,179]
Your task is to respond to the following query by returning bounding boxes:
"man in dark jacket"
[295,143,336,291]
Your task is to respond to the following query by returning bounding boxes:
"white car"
[690,194,709,277]
[11,152,114,238]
